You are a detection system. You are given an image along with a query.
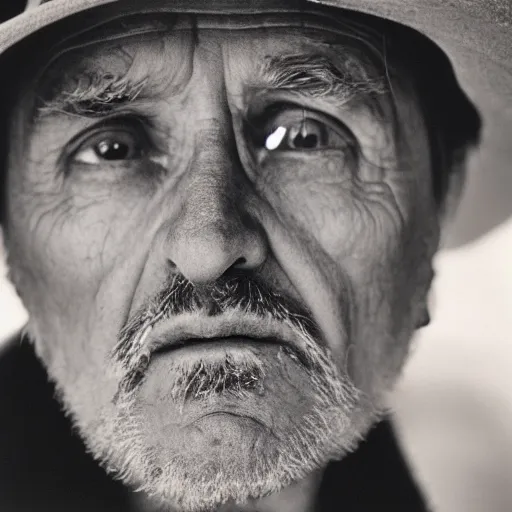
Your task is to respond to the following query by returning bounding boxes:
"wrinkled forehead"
[35,11,389,102]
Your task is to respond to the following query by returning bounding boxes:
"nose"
[169,204,268,284]
[164,134,268,285]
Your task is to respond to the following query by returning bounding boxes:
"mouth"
[154,335,288,354]
[146,312,312,366]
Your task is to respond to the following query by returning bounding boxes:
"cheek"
[5,162,162,376]
[261,153,438,389]
[10,183,137,295]
[261,154,407,270]
[279,174,410,326]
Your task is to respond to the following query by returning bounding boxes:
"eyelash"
[63,114,159,170]
[246,101,359,153]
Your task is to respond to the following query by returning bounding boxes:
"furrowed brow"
[258,53,387,105]
[37,70,149,119]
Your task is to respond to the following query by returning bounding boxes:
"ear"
[1,228,29,340]
[438,154,467,249]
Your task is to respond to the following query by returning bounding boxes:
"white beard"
[45,312,382,512]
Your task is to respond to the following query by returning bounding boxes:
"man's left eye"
[253,107,353,153]
[265,119,329,151]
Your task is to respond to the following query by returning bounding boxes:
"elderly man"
[0,0,509,511]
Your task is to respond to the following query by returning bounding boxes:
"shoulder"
[318,416,431,510]
[0,334,130,512]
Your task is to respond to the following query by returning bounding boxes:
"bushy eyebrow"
[36,50,387,120]
[256,53,387,105]
[37,70,150,119]
[34,14,177,120]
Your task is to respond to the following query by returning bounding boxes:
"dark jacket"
[0,335,430,511]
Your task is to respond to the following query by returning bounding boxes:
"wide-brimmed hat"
[0,0,510,248]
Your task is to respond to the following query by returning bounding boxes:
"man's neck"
[130,470,323,512]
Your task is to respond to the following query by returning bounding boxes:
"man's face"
[5,10,439,511]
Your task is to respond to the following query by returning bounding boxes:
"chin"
[97,408,375,512]
[63,344,381,512]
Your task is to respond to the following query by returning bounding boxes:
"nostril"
[167,259,178,270]
[233,257,247,267]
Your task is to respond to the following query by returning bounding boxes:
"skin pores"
[4,12,440,512]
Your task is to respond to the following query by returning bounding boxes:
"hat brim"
[1,0,510,249]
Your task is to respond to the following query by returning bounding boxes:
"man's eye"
[253,107,353,153]
[72,129,146,165]
[265,119,329,151]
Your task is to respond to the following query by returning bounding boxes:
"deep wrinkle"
[34,14,390,124]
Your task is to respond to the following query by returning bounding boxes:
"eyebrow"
[36,50,387,120]
[34,14,178,120]
[37,70,150,119]
[257,52,388,106]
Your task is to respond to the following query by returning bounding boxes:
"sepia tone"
[1,1,510,511]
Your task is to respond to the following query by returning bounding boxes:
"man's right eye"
[73,128,147,165]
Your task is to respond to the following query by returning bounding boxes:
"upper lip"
[146,312,306,357]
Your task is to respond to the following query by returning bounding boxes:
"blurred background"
[390,218,512,512]
[2,219,511,512]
